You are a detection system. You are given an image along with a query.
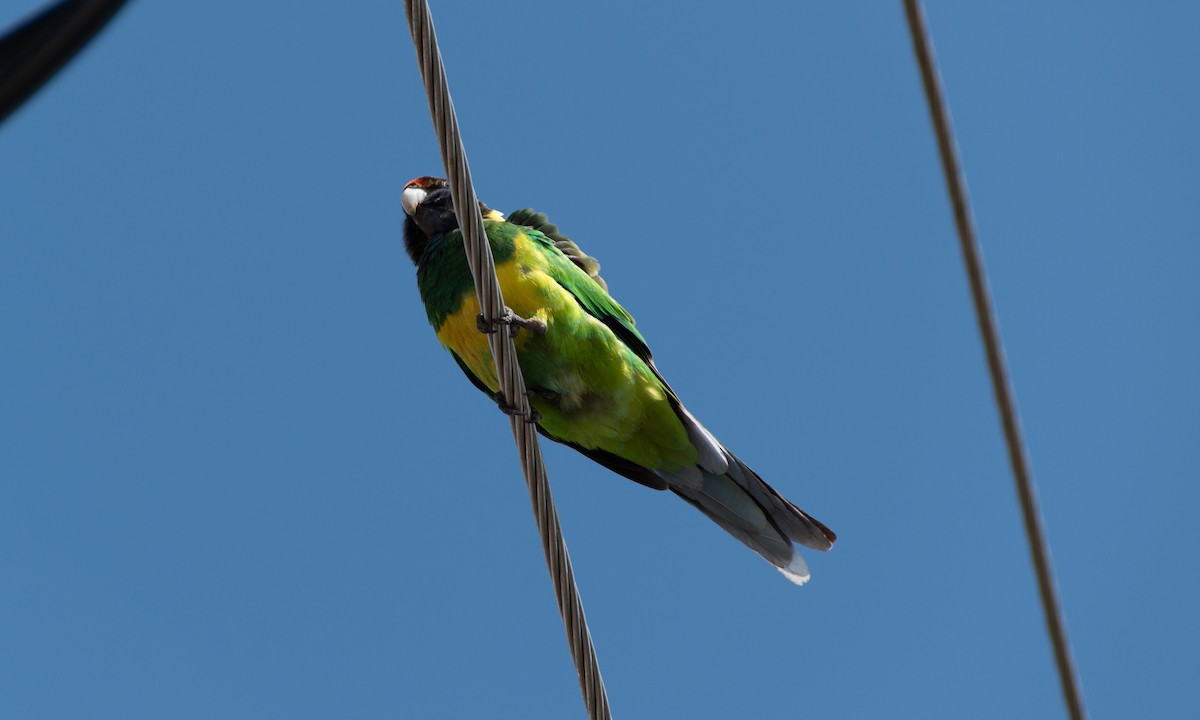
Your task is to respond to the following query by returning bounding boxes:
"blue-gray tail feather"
[660,451,835,584]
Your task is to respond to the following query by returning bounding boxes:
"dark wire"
[902,3,1087,719]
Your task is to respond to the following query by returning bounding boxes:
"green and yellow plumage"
[402,176,835,584]
[420,217,695,472]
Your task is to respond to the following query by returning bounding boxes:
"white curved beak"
[401,186,427,216]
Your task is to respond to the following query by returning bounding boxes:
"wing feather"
[517,219,728,471]
[506,208,608,290]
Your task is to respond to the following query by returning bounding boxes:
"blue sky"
[2,2,1197,718]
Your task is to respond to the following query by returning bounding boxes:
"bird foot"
[476,308,547,337]
[492,392,542,423]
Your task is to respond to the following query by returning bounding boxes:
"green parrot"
[401,176,835,584]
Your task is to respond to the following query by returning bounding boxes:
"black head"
[401,176,497,265]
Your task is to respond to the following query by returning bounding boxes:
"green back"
[416,220,650,366]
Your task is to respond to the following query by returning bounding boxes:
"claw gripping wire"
[476,308,547,336]
[493,392,543,424]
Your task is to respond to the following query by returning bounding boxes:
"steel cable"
[403,2,612,718]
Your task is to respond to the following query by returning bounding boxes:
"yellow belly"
[433,230,695,470]
[433,231,554,392]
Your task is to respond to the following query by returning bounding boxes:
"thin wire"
[403,2,612,718]
[902,3,1086,719]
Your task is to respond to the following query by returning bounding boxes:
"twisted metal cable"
[902,3,1087,719]
[403,2,612,718]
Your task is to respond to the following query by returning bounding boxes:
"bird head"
[401,176,499,265]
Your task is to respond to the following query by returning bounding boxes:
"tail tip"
[776,552,812,586]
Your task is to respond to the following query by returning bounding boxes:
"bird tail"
[660,452,836,585]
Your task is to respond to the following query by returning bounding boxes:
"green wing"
[519,222,653,366]
[507,208,609,291]
[445,216,684,490]
[517,219,674,489]
[518,219,728,471]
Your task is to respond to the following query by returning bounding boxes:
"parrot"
[401,176,836,584]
